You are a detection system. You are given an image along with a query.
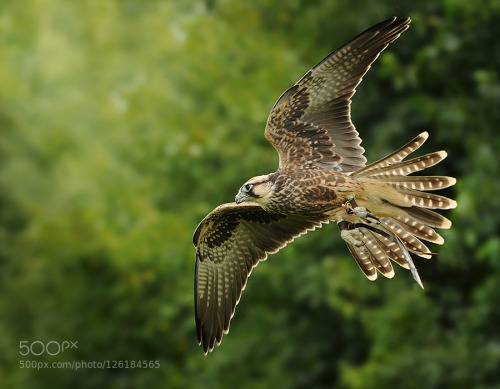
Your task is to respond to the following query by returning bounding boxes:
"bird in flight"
[193,17,456,355]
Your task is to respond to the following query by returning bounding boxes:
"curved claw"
[352,206,380,224]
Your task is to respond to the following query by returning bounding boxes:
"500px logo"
[19,341,78,356]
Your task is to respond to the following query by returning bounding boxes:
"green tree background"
[1,1,499,388]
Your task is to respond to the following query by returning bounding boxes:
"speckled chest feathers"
[261,168,361,215]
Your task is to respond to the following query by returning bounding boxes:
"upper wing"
[265,17,411,172]
[193,202,326,354]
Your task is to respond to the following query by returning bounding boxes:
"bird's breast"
[263,171,356,215]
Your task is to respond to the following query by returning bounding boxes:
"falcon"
[193,17,456,355]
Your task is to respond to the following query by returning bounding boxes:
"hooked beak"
[235,191,247,204]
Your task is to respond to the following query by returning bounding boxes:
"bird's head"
[235,173,277,205]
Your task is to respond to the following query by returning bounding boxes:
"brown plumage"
[193,17,457,355]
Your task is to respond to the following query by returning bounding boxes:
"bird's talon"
[353,206,381,224]
[343,197,380,224]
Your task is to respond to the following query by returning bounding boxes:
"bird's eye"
[244,184,253,193]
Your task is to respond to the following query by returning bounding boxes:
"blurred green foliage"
[1,1,499,388]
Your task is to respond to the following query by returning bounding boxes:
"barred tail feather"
[405,206,452,229]
[346,242,377,280]
[368,230,409,269]
[353,132,457,215]
[352,131,429,177]
[359,228,395,278]
[359,151,448,178]
[381,217,433,259]
[391,215,444,245]
[393,187,457,209]
[344,132,457,287]
[343,223,426,282]
[378,175,456,191]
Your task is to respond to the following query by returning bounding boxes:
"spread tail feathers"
[342,132,456,286]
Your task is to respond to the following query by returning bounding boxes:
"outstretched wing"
[193,202,326,354]
[265,17,411,172]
